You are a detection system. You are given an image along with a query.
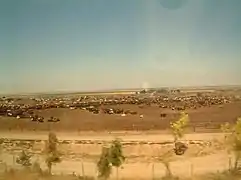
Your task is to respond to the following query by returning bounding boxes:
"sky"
[0,0,241,94]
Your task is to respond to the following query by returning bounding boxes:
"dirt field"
[1,88,241,179]
[0,102,241,132]
[0,132,230,179]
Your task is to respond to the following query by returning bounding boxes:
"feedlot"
[0,88,241,132]
[1,87,241,178]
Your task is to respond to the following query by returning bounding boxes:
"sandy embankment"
[0,131,230,179]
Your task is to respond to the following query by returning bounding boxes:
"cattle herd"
[0,89,240,126]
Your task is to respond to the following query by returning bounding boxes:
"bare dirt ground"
[0,102,241,132]
[0,131,231,179]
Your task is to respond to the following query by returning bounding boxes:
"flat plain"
[1,86,241,179]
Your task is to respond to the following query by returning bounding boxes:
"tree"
[16,150,32,167]
[44,132,61,174]
[170,112,189,155]
[108,138,125,180]
[97,146,112,180]
[170,112,189,142]
[221,117,241,171]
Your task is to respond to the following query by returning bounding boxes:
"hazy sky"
[1,0,241,94]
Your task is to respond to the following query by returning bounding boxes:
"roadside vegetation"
[1,115,241,180]
[44,132,61,174]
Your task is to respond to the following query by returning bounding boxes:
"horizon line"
[1,84,241,97]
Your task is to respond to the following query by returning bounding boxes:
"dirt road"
[0,131,225,142]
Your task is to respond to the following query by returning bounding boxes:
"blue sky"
[0,0,241,94]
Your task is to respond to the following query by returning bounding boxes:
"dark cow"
[176,106,185,111]
[38,116,44,122]
[113,108,124,114]
[160,113,167,118]
[87,106,100,114]
[31,115,44,123]
[102,108,114,114]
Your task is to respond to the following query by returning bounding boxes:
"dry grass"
[0,168,94,180]
[1,168,241,180]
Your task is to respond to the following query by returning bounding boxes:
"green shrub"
[170,112,189,142]
[97,146,112,180]
[109,138,125,180]
[44,132,61,174]
[221,117,241,171]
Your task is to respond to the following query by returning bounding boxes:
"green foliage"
[109,138,125,168]
[97,139,125,180]
[16,150,32,167]
[161,113,188,177]
[44,132,61,174]
[221,117,241,170]
[170,112,189,141]
[97,146,112,179]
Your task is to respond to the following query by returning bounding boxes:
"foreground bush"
[170,112,189,156]
[96,138,125,180]
[97,146,112,180]
[221,117,241,171]
[44,132,61,174]
[170,112,189,142]
[109,138,125,180]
